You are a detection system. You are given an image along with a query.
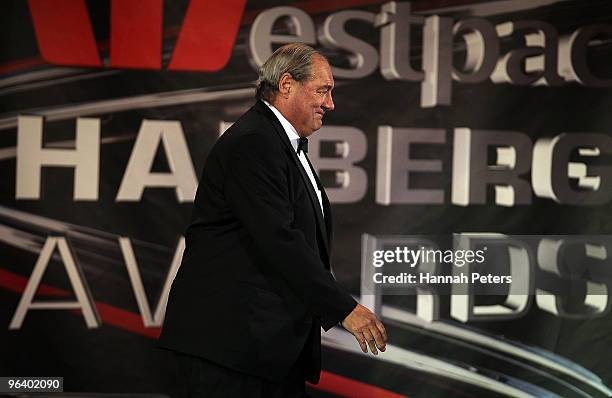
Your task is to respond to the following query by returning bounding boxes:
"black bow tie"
[297,137,308,154]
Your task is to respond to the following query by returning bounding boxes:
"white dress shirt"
[263,101,324,217]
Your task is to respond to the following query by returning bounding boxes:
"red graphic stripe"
[94,301,161,338]
[27,0,102,67]
[311,371,408,397]
[0,267,70,297]
[0,266,409,396]
[110,0,163,69]
[0,267,160,338]
[168,0,247,72]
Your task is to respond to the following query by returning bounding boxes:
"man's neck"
[263,100,300,149]
[268,98,303,138]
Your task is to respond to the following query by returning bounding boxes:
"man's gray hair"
[255,43,325,102]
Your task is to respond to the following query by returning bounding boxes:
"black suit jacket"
[158,100,357,383]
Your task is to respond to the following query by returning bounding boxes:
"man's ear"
[278,72,293,99]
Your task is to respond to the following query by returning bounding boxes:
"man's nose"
[322,91,334,111]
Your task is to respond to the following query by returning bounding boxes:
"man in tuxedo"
[158,43,387,397]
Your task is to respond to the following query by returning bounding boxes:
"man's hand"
[341,304,387,355]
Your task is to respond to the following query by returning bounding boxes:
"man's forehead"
[310,57,334,86]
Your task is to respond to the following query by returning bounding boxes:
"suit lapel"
[254,101,330,260]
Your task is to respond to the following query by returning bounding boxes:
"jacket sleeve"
[223,132,357,330]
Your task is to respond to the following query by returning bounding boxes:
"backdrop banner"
[1,1,612,397]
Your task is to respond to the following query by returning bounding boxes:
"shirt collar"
[263,100,300,152]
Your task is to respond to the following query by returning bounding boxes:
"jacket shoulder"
[216,105,285,155]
